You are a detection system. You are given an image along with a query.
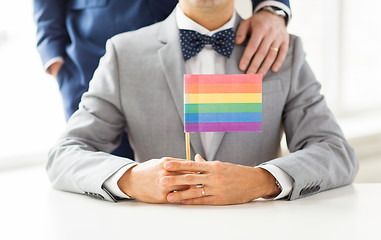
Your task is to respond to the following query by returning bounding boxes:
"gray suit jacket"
[48,10,358,202]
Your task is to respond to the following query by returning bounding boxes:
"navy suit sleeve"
[33,0,68,66]
[252,0,290,8]
[252,0,290,14]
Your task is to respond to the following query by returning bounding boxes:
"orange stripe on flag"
[185,83,262,94]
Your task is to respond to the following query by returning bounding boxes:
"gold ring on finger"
[270,46,279,52]
[201,186,206,197]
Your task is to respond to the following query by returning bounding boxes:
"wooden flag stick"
[185,132,191,160]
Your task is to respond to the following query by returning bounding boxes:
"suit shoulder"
[288,34,305,57]
[110,22,163,49]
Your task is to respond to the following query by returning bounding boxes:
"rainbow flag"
[184,74,262,132]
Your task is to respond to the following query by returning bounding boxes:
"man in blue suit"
[33,0,291,159]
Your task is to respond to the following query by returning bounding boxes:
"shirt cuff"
[257,164,293,200]
[103,163,138,199]
[43,56,64,71]
[253,0,292,23]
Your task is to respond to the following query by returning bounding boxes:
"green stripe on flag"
[184,103,262,113]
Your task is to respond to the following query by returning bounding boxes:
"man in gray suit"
[48,0,358,205]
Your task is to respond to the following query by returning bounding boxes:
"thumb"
[194,154,206,162]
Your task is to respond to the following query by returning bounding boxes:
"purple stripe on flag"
[185,122,262,132]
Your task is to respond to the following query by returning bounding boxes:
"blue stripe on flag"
[184,112,262,123]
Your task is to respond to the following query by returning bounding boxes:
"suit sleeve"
[33,0,69,66]
[265,36,359,200]
[47,39,135,202]
[252,0,291,21]
[252,0,290,9]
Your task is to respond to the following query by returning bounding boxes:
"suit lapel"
[157,11,205,159]
[209,15,246,161]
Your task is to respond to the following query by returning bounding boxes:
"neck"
[179,1,234,31]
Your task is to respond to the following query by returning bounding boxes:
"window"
[287,0,381,138]
[0,1,65,169]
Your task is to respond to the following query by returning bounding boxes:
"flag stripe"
[185,122,262,132]
[184,103,262,113]
[185,112,262,123]
[185,93,262,104]
[184,74,262,84]
[185,83,262,94]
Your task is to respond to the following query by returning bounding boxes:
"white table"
[0,166,379,240]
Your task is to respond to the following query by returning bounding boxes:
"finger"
[161,157,188,162]
[257,44,280,76]
[167,185,208,202]
[160,157,187,167]
[180,196,217,205]
[239,30,263,71]
[160,173,207,187]
[235,19,250,45]
[167,170,192,176]
[271,41,288,72]
[194,154,206,162]
[164,160,209,172]
[170,185,191,192]
[246,37,273,74]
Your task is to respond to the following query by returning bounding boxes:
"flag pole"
[185,132,191,160]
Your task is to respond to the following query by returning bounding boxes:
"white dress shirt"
[104,5,293,200]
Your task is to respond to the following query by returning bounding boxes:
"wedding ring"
[269,46,279,52]
[201,186,205,197]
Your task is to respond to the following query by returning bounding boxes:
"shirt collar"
[175,4,236,36]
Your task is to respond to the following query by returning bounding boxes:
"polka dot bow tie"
[179,28,235,60]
